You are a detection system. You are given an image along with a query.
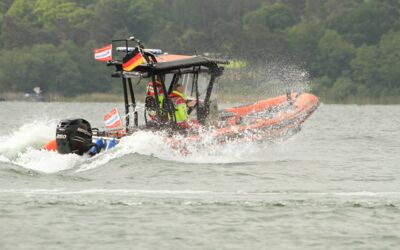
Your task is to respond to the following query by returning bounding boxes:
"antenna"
[127,36,143,48]
[111,35,144,51]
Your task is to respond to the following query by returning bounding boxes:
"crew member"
[168,83,192,129]
[145,78,164,121]
[88,138,117,156]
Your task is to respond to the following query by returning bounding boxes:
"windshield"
[180,72,217,102]
[163,73,174,91]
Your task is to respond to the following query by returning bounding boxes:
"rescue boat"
[44,36,319,156]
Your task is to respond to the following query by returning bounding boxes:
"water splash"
[257,61,311,95]
[0,110,305,174]
[77,131,172,172]
[77,128,299,172]
[0,121,57,158]
[221,60,310,101]
[14,149,83,173]
[0,120,86,173]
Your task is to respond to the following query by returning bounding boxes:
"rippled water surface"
[0,101,399,249]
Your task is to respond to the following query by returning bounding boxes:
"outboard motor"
[56,119,93,155]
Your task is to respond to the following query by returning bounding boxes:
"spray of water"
[0,121,57,158]
[0,119,300,174]
[77,131,172,172]
[255,61,310,96]
[220,60,310,101]
[0,120,85,173]
[14,149,84,173]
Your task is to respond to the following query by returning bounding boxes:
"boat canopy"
[144,55,228,73]
[113,54,229,75]
[107,37,229,132]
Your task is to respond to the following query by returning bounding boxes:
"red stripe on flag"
[94,44,112,62]
[104,108,122,129]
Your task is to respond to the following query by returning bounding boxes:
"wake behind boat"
[44,36,319,156]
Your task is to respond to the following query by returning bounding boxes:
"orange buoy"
[44,139,57,151]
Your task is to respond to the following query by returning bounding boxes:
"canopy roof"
[133,54,229,73]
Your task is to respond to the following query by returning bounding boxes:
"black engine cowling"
[56,119,93,155]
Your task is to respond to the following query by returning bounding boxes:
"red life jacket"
[169,91,186,106]
[145,81,165,121]
[146,81,164,97]
[169,91,190,129]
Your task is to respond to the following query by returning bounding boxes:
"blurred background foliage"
[0,0,399,102]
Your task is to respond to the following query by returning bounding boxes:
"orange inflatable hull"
[183,92,319,144]
[43,139,57,151]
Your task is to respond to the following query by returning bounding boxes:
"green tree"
[286,21,324,68]
[350,32,400,97]
[0,1,12,47]
[315,30,355,80]
[1,0,44,48]
[0,44,83,95]
[350,45,379,95]
[310,76,333,99]
[90,0,162,44]
[326,0,400,46]
[375,32,400,93]
[330,76,356,101]
[244,2,296,32]
[33,0,95,45]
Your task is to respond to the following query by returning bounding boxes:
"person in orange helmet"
[145,77,164,121]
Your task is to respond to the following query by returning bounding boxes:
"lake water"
[0,102,399,249]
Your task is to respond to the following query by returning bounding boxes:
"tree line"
[0,0,399,102]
